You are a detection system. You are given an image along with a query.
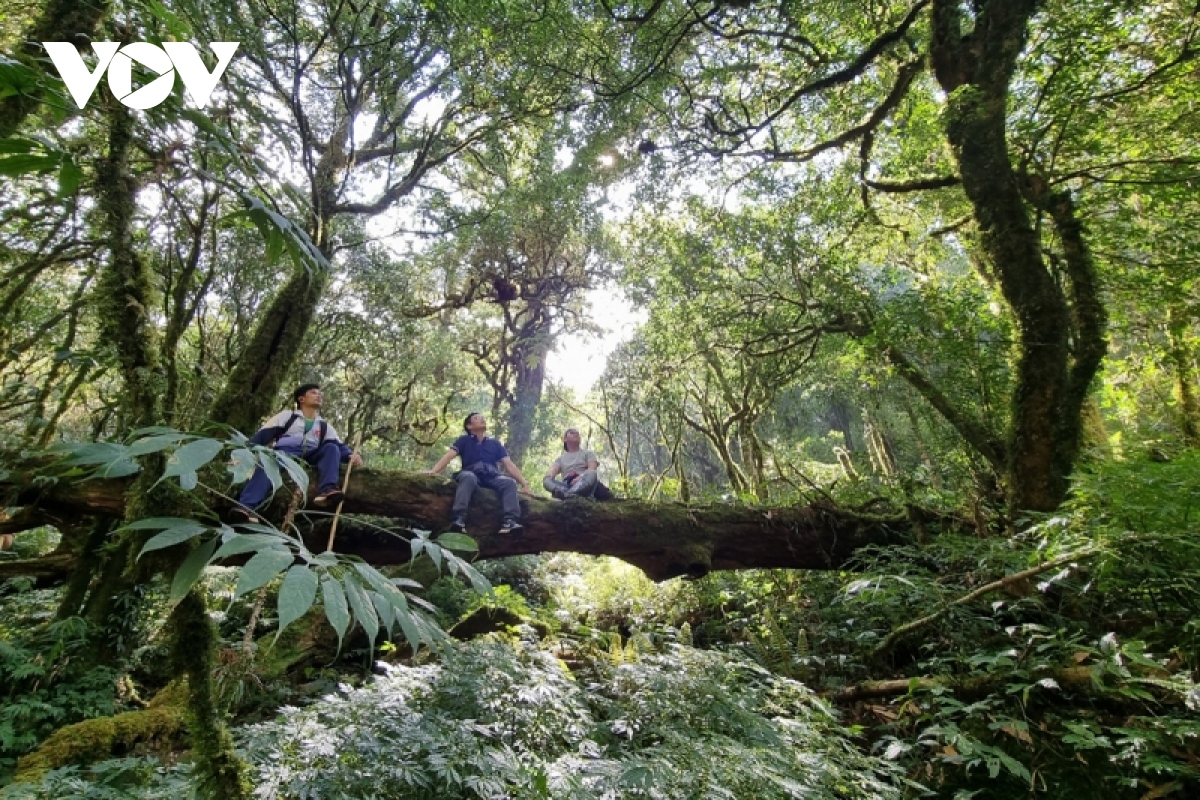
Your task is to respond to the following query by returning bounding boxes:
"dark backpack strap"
[270,413,300,448]
[318,420,328,446]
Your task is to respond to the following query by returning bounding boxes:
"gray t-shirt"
[553,448,598,477]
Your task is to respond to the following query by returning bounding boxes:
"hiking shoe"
[229,507,260,524]
[498,520,524,535]
[313,488,345,507]
[448,519,467,534]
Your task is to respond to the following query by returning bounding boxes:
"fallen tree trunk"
[5,468,911,581]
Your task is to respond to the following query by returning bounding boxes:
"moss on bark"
[169,591,251,799]
[207,266,329,433]
[14,683,187,782]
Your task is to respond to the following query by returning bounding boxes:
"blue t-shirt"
[451,434,509,469]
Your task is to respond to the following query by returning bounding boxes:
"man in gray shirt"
[543,428,611,499]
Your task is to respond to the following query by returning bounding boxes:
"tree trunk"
[5,469,915,582]
[503,333,550,465]
[1167,307,1200,446]
[206,267,329,434]
[0,0,111,138]
[88,101,249,800]
[932,0,1078,512]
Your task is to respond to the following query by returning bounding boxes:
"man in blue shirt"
[232,384,362,522]
[424,412,532,535]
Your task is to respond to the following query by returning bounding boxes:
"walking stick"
[326,432,363,552]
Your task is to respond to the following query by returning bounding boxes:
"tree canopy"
[1,0,1199,797]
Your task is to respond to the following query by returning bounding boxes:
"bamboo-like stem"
[325,433,362,552]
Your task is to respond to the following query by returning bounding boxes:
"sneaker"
[498,520,524,535]
[448,519,467,533]
[551,486,569,500]
[229,507,260,524]
[313,488,345,507]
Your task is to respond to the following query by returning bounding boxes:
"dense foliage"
[2,0,1199,797]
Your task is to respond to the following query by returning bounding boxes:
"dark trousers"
[238,443,341,509]
[453,470,521,523]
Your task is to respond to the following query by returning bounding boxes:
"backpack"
[266,413,328,449]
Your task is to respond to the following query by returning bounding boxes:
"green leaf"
[139,522,208,555]
[353,563,409,610]
[234,548,295,598]
[276,565,318,638]
[211,533,287,560]
[446,553,491,594]
[127,433,194,457]
[57,158,81,197]
[169,536,219,604]
[393,604,423,652]
[0,153,59,176]
[343,573,379,647]
[322,576,350,646]
[60,442,129,465]
[94,459,141,479]
[228,448,257,483]
[258,448,283,494]
[369,590,394,633]
[275,451,309,497]
[123,516,202,531]
[425,541,443,570]
[161,438,224,488]
[436,532,478,552]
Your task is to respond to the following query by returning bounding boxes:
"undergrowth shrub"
[240,637,908,799]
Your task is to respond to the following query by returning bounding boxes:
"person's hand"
[349,453,364,468]
[422,468,437,475]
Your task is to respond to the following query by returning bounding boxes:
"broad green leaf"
[57,158,81,197]
[228,448,257,483]
[436,532,478,552]
[353,563,409,611]
[122,516,202,531]
[258,449,283,494]
[94,459,140,479]
[60,442,129,466]
[234,548,295,598]
[311,551,338,567]
[127,433,194,457]
[0,153,59,176]
[368,590,394,633]
[343,573,379,647]
[161,438,223,488]
[322,576,350,646]
[139,522,208,555]
[211,533,288,560]
[276,565,318,638]
[447,553,491,594]
[169,536,219,603]
[275,451,309,496]
[393,604,422,652]
[127,425,183,437]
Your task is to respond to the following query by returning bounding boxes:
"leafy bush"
[240,638,908,799]
[0,757,192,799]
[0,587,121,782]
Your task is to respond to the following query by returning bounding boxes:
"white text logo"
[42,41,240,110]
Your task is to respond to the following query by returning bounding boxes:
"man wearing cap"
[232,384,362,522]
[424,412,532,535]
[543,427,612,500]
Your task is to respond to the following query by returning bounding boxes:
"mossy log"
[5,468,911,581]
[14,683,187,782]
